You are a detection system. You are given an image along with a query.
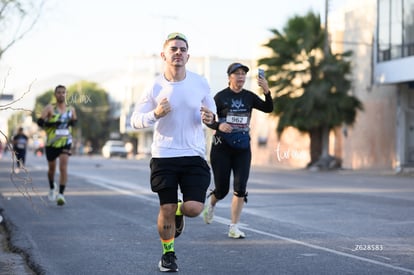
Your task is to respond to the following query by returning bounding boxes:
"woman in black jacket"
[204,62,273,238]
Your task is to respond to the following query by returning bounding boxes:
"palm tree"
[258,11,363,169]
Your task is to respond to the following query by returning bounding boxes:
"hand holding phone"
[258,68,265,79]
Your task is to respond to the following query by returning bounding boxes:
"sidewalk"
[0,155,35,275]
[0,214,35,275]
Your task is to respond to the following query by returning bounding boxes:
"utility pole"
[324,0,330,55]
[320,0,331,161]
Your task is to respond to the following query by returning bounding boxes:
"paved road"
[0,152,413,274]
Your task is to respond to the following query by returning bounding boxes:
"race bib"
[55,129,69,136]
[226,114,248,125]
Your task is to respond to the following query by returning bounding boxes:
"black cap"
[227,63,249,75]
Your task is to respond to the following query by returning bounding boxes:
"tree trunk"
[308,127,323,167]
[321,126,330,157]
[309,126,342,170]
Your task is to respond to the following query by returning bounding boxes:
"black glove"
[37,118,45,127]
[68,120,77,127]
[44,120,61,127]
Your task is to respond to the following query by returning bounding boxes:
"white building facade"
[332,0,414,171]
[374,0,414,170]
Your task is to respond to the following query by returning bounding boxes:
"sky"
[0,0,337,93]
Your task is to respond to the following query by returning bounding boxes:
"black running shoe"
[175,200,185,238]
[158,252,178,272]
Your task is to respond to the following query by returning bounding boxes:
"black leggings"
[14,149,26,167]
[210,136,251,200]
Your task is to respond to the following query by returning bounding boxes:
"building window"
[378,0,414,62]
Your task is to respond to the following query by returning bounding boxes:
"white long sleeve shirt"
[130,70,216,158]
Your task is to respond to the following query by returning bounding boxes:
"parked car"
[102,140,128,158]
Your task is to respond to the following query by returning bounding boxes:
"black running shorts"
[45,144,72,162]
[150,156,211,205]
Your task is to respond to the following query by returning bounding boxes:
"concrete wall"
[340,1,398,169]
[249,112,310,168]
